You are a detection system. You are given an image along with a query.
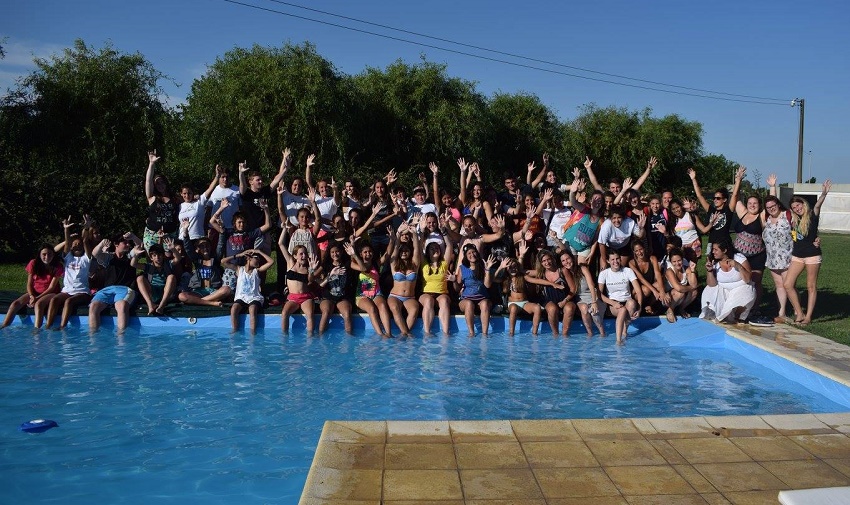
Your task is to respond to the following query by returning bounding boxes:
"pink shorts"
[791,255,822,265]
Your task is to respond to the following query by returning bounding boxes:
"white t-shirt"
[542,206,572,245]
[62,252,92,294]
[282,192,310,226]
[597,217,639,248]
[314,195,339,230]
[179,194,209,240]
[209,185,240,230]
[598,267,637,302]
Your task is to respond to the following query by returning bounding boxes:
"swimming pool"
[2,317,849,503]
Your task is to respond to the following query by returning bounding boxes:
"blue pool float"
[19,419,59,433]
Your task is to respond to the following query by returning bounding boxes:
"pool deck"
[300,321,850,505]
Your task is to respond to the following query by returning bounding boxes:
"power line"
[222,0,790,106]
[263,0,790,103]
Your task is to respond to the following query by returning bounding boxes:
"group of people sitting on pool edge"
[3,149,832,343]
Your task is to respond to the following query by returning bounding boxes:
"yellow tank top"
[421,262,448,294]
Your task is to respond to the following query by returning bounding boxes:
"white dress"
[699,253,756,322]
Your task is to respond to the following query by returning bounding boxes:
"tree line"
[0,39,741,258]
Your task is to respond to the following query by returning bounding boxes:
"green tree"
[0,40,170,256]
[174,42,352,185]
[350,60,488,190]
[484,92,561,181]
[560,104,704,195]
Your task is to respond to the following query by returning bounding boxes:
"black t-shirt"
[792,214,821,258]
[240,186,272,231]
[707,207,734,245]
[146,199,179,233]
[104,255,136,288]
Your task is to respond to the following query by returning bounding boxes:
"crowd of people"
[2,149,833,341]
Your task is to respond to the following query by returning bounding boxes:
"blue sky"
[2,0,848,184]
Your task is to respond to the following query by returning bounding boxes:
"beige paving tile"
[623,495,709,505]
[312,442,385,470]
[631,418,658,435]
[667,438,752,464]
[730,436,815,461]
[459,469,543,500]
[815,413,850,434]
[521,441,599,468]
[760,414,833,434]
[303,468,383,500]
[649,439,688,465]
[322,421,386,444]
[465,500,546,505]
[385,501,464,505]
[510,419,581,441]
[299,498,380,505]
[382,469,463,501]
[586,439,667,466]
[789,433,850,458]
[645,417,716,438]
[703,416,777,437]
[722,490,784,505]
[692,462,786,492]
[700,493,733,505]
[673,464,719,494]
[573,419,643,439]
[824,458,850,477]
[384,443,457,469]
[606,465,696,495]
[533,467,621,498]
[761,460,850,488]
[450,420,516,442]
[547,498,628,505]
[454,441,528,469]
[387,421,451,443]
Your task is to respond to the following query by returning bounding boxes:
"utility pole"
[792,98,805,183]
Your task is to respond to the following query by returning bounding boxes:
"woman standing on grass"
[762,175,795,323]
[784,180,831,326]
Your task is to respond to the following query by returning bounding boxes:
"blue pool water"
[2,317,849,503]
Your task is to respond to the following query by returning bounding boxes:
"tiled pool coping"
[301,321,850,504]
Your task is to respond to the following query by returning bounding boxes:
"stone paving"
[300,321,850,504]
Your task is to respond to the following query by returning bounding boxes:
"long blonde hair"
[790,196,812,237]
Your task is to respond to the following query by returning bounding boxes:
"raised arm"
[272,148,292,193]
[632,156,656,191]
[258,198,272,233]
[457,157,469,205]
[767,173,778,197]
[303,153,316,190]
[568,168,588,213]
[256,249,275,273]
[307,187,322,236]
[277,227,294,265]
[209,198,229,234]
[145,150,161,203]
[584,156,604,192]
[430,162,441,215]
[238,160,249,196]
[202,165,222,201]
[61,215,75,254]
[814,180,831,215]
[613,177,633,205]
[354,202,385,238]
[729,166,746,211]
[688,168,710,212]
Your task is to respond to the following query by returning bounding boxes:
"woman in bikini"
[525,249,574,336]
[387,222,422,337]
[628,241,667,318]
[663,247,699,321]
[350,236,394,337]
[316,243,354,335]
[495,242,542,336]
[279,228,319,335]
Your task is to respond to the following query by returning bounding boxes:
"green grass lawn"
[2,235,848,345]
